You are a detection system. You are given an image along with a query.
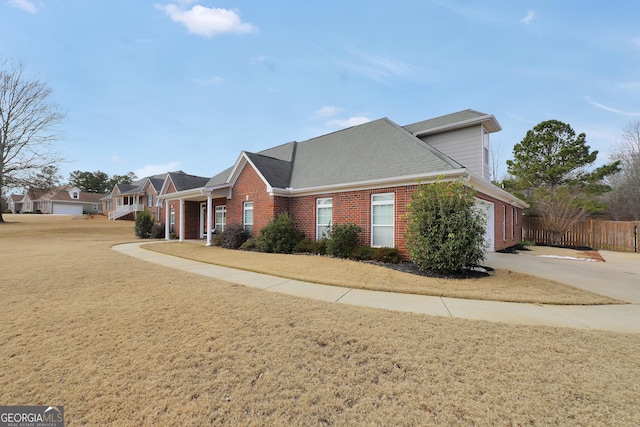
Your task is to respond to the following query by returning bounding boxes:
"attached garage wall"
[52,203,83,215]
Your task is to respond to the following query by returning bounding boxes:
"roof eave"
[413,114,502,137]
[270,169,468,197]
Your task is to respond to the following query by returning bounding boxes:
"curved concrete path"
[112,243,640,334]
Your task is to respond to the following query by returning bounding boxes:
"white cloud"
[110,155,122,163]
[316,106,344,117]
[521,10,535,24]
[134,162,182,178]
[326,116,371,128]
[584,97,640,116]
[155,4,258,38]
[8,0,37,14]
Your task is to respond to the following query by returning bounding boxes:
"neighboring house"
[9,194,24,213]
[16,186,104,215]
[157,109,528,256]
[103,173,171,221]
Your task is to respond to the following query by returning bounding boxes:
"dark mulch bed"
[366,260,494,280]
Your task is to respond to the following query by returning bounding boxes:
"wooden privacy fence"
[522,217,639,252]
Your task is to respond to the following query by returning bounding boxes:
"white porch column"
[164,200,170,240]
[179,198,185,242]
[206,193,213,246]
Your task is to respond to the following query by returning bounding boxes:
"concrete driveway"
[485,250,640,304]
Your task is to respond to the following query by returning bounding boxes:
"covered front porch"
[109,194,145,220]
[160,186,230,245]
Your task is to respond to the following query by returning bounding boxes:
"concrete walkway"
[112,243,640,334]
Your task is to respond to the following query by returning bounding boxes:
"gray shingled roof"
[245,152,293,189]
[169,172,210,191]
[203,113,487,191]
[287,118,462,189]
[403,109,495,135]
[205,167,233,187]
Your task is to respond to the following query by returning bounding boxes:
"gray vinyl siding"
[418,125,486,179]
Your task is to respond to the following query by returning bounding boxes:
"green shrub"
[150,223,165,239]
[256,212,304,253]
[293,239,326,255]
[349,246,375,261]
[372,247,402,264]
[325,223,361,258]
[405,179,486,273]
[240,237,259,251]
[134,210,154,239]
[211,234,222,246]
[220,224,250,249]
[520,240,535,246]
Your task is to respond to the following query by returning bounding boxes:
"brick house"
[158,110,528,256]
[103,173,171,221]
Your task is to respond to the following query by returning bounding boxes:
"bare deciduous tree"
[0,59,65,222]
[605,120,640,220]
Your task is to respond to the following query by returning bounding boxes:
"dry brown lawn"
[1,214,639,426]
[144,242,619,305]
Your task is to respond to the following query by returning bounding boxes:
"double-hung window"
[147,194,153,207]
[243,202,254,235]
[215,205,227,233]
[316,198,332,240]
[371,193,394,247]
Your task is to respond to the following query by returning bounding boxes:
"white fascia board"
[158,187,209,201]
[158,175,176,196]
[468,175,529,208]
[413,115,502,137]
[270,169,468,197]
[243,155,274,193]
[227,152,272,192]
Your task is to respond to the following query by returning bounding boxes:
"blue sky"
[2,1,639,182]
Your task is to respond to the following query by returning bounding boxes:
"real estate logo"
[0,406,64,427]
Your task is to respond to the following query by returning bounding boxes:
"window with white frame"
[371,193,394,247]
[316,198,332,240]
[170,207,175,233]
[511,207,515,240]
[502,205,507,240]
[483,128,490,166]
[243,202,254,235]
[215,205,227,233]
[72,191,79,199]
[92,204,98,211]
[147,194,153,207]
[106,200,111,210]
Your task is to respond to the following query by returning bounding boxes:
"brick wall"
[228,164,279,236]
[184,162,524,255]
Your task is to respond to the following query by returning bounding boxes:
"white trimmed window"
[72,191,79,199]
[147,194,153,207]
[511,207,515,240]
[316,198,332,240]
[243,202,254,235]
[215,205,227,233]
[170,207,175,233]
[503,205,507,240]
[371,193,394,247]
